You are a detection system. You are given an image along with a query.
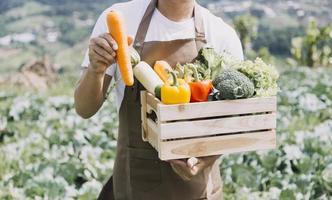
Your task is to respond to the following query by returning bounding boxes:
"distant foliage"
[0,0,24,14]
[0,18,7,37]
[253,26,304,56]
[58,19,90,46]
[233,14,258,52]
[290,20,332,67]
[233,15,276,63]
[35,0,124,16]
[60,28,90,46]
[256,47,275,64]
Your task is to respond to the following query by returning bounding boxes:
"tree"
[252,25,304,56]
[0,0,24,14]
[290,20,332,67]
[233,15,258,53]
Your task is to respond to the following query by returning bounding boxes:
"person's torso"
[101,0,242,111]
[112,1,223,199]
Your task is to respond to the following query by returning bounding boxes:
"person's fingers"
[127,36,134,46]
[187,157,199,169]
[89,51,109,65]
[169,159,187,166]
[100,33,118,51]
[190,166,199,176]
[91,45,115,64]
[172,159,200,177]
[93,38,116,56]
[189,160,205,176]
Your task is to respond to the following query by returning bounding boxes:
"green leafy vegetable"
[195,47,224,80]
[196,48,222,69]
[233,58,280,97]
[176,47,235,81]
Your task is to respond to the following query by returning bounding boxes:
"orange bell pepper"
[188,65,212,102]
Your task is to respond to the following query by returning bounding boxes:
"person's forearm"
[74,67,106,118]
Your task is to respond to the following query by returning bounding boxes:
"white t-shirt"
[81,0,244,111]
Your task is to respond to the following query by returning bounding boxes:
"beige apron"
[99,1,222,199]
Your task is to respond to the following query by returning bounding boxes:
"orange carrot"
[154,61,172,83]
[106,11,134,86]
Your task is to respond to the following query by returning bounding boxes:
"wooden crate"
[141,91,277,160]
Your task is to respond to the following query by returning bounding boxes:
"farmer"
[75,0,243,199]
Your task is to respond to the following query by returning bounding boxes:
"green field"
[1,67,332,199]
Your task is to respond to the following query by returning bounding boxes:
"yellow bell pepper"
[161,71,191,104]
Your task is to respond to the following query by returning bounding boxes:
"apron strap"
[133,0,157,54]
[193,3,206,41]
[133,0,207,54]
[193,3,207,51]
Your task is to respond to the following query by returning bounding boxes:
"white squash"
[133,61,164,95]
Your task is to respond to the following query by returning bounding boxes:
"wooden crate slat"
[140,91,148,141]
[140,91,277,160]
[159,113,276,140]
[146,119,159,150]
[159,130,276,160]
[145,91,159,111]
[147,118,160,136]
[157,96,277,122]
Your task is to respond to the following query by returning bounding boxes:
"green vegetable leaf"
[279,189,296,200]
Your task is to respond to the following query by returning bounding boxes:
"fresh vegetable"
[175,62,206,82]
[195,47,224,80]
[176,47,228,82]
[129,46,140,66]
[187,65,212,102]
[107,11,134,86]
[161,71,191,104]
[212,69,255,100]
[175,47,278,99]
[233,58,279,97]
[154,61,172,82]
[175,63,185,78]
[133,61,163,96]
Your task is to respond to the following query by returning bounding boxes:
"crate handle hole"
[147,110,158,123]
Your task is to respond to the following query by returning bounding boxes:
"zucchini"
[130,46,140,66]
[133,61,164,96]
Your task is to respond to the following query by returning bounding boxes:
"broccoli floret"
[212,69,255,100]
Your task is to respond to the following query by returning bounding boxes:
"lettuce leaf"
[233,58,279,97]
[195,47,223,80]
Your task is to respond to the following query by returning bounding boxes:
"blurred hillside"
[0,0,122,76]
[0,0,331,78]
[208,0,332,26]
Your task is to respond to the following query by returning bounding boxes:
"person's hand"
[88,34,133,74]
[168,155,220,181]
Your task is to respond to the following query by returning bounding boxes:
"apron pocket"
[129,148,162,192]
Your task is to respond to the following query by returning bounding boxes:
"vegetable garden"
[1,66,332,199]
[1,1,332,199]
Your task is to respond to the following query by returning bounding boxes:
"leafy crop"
[221,67,332,200]
[0,94,118,199]
[234,58,279,97]
[0,67,332,199]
